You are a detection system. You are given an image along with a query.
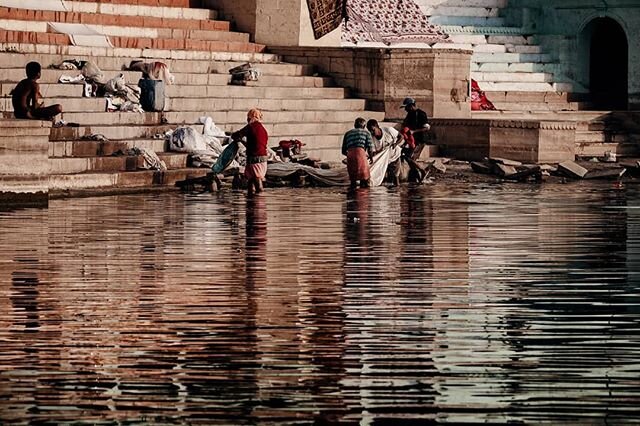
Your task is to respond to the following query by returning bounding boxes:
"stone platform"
[431,118,576,163]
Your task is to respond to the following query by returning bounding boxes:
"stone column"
[203,0,341,47]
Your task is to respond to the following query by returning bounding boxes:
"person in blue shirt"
[342,117,375,189]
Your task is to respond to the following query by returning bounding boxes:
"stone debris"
[428,158,447,174]
[489,157,522,167]
[584,168,626,180]
[558,161,589,179]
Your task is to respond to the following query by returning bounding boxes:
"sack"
[138,78,165,112]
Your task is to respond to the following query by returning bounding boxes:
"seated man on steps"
[11,62,63,121]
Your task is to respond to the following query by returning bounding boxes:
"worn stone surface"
[273,47,472,120]
[432,118,576,163]
[558,161,589,179]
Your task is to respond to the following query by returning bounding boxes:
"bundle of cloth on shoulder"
[52,59,175,113]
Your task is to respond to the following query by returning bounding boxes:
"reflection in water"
[0,184,639,424]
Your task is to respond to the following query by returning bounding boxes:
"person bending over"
[342,117,374,189]
[232,108,269,196]
[11,62,63,121]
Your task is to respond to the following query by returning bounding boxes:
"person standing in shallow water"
[11,62,63,121]
[232,108,269,196]
[400,97,431,156]
[342,117,374,189]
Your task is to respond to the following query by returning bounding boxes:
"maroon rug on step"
[306,0,347,39]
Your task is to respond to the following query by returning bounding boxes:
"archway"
[585,17,628,110]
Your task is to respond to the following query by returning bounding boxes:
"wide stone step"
[416,0,507,8]
[424,6,501,18]
[0,7,230,33]
[57,110,385,126]
[0,71,329,88]
[473,61,557,73]
[0,28,264,54]
[0,43,279,65]
[49,138,167,158]
[574,142,639,158]
[474,52,553,63]
[440,25,525,35]
[0,19,248,44]
[478,81,569,92]
[48,121,358,141]
[472,71,554,83]
[49,168,208,192]
[0,54,283,77]
[0,83,348,99]
[29,1,216,20]
[0,97,369,113]
[429,16,506,27]
[49,152,188,174]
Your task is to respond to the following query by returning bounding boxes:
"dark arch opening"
[586,17,628,110]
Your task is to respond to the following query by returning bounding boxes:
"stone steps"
[49,138,167,158]
[0,28,264,54]
[41,1,204,19]
[419,0,578,112]
[0,68,333,87]
[49,168,209,193]
[0,97,369,113]
[0,83,349,99]
[49,110,385,126]
[47,122,360,142]
[49,152,188,174]
[0,54,285,75]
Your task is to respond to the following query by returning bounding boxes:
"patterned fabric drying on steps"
[306,0,347,39]
[343,0,448,45]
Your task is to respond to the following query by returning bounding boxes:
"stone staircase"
[416,0,579,112]
[0,1,383,195]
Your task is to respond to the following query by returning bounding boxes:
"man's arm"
[231,124,249,145]
[341,133,348,156]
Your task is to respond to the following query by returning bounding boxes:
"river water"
[1,183,639,424]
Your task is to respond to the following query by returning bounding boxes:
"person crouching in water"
[12,62,63,121]
[342,117,375,189]
[232,108,269,196]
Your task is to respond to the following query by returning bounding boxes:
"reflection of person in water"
[11,270,40,331]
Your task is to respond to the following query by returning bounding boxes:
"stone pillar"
[203,0,341,46]
[272,47,472,120]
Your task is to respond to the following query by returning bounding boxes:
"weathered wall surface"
[0,120,50,203]
[431,119,576,163]
[272,47,472,120]
[505,0,640,108]
[204,0,340,46]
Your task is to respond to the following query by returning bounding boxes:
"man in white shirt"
[367,118,428,185]
[366,119,401,154]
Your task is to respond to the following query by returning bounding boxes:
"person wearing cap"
[400,97,431,155]
[342,117,375,189]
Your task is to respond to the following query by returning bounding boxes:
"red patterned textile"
[343,0,448,45]
[471,79,497,111]
[306,0,347,40]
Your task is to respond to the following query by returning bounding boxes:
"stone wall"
[203,0,340,46]
[0,120,50,204]
[271,47,472,120]
[431,119,576,163]
[505,0,640,108]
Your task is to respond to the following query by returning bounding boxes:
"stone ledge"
[431,117,576,163]
[433,118,577,130]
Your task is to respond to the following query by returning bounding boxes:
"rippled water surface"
[1,183,639,424]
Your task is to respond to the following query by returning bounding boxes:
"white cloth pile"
[167,118,230,168]
[266,144,401,187]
